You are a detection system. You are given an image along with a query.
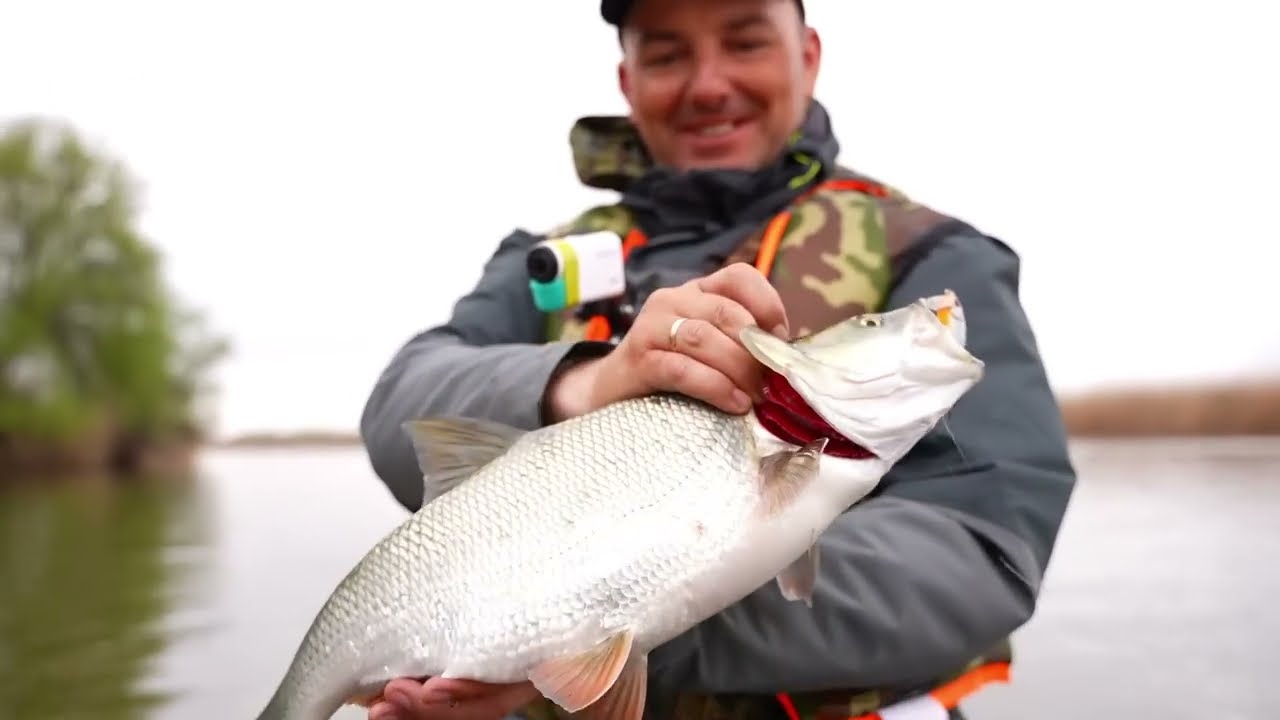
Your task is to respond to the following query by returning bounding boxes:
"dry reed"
[1057,380,1280,437]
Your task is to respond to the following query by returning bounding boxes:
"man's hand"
[546,263,789,422]
[367,677,540,720]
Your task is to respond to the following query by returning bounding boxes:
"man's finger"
[370,679,539,720]
[647,349,752,414]
[484,682,542,713]
[674,281,759,339]
[697,263,789,338]
[664,316,764,401]
[418,678,511,701]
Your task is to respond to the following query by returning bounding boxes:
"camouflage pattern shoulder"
[724,171,892,338]
[544,201,635,239]
[725,167,969,338]
[826,167,967,262]
[568,115,653,192]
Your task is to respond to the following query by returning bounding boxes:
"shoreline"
[215,380,1280,447]
[5,382,1278,474]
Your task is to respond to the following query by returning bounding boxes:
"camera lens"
[526,246,559,283]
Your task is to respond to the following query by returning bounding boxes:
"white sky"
[4,0,1277,439]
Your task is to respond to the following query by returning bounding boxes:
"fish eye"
[858,316,882,327]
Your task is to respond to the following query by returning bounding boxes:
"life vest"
[541,167,948,346]
[526,171,1013,720]
[568,175,892,344]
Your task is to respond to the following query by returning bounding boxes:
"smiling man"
[358,0,1076,719]
[617,0,818,170]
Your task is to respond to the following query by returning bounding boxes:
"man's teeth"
[698,122,735,137]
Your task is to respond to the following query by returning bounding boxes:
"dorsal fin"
[401,418,527,502]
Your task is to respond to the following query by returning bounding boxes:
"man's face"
[617,0,821,172]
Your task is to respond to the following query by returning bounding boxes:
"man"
[358,0,1076,718]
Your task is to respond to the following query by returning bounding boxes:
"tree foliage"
[0,117,229,447]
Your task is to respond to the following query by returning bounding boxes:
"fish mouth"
[746,293,975,460]
[754,368,876,460]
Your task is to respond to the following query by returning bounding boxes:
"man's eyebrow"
[723,14,770,32]
[634,28,682,45]
[628,12,771,47]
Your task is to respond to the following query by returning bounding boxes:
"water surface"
[1,439,1276,719]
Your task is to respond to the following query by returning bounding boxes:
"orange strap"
[775,661,1012,720]
[581,177,888,342]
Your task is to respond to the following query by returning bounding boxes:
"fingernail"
[771,324,789,339]
[369,706,397,720]
[731,389,751,412]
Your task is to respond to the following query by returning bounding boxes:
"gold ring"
[669,317,687,350]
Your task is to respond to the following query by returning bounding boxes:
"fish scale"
[254,293,985,720]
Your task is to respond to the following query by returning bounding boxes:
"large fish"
[255,291,984,720]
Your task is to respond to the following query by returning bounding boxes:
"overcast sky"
[5,0,1277,438]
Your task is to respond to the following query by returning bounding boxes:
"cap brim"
[602,0,804,27]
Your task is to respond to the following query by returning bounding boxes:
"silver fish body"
[256,292,985,720]
[261,397,838,719]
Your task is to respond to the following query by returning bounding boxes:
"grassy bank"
[216,431,362,448]
[0,429,199,481]
[1057,380,1280,437]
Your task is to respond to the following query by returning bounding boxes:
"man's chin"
[671,146,770,172]
[667,122,771,171]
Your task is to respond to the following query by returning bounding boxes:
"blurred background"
[1,1,1277,718]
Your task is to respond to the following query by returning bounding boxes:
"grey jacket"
[359,217,1076,710]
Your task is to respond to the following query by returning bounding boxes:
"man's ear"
[618,60,631,99]
[618,60,640,122]
[801,26,822,95]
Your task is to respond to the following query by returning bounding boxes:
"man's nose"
[686,53,732,110]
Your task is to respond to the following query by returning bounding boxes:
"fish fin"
[756,438,828,518]
[528,629,635,713]
[776,542,820,607]
[402,417,526,499]
[572,651,648,720]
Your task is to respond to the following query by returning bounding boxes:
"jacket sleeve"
[359,229,607,512]
[645,229,1078,696]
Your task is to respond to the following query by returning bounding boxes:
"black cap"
[599,0,634,25]
[601,0,804,27]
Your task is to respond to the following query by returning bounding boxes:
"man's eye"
[640,46,683,67]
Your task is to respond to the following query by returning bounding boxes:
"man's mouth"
[681,117,750,139]
[694,121,738,137]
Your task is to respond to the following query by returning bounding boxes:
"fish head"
[740,290,984,465]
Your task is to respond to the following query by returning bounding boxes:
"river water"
[0,438,1276,719]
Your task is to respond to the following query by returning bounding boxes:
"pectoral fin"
[402,417,526,500]
[572,652,648,720]
[776,542,820,607]
[528,629,635,713]
[756,437,827,518]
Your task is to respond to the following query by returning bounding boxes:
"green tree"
[0,117,229,469]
